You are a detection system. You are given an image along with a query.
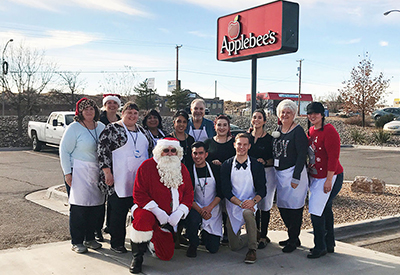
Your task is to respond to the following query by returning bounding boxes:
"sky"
[1,0,400,105]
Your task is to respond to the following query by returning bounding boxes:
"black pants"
[70,204,102,245]
[256,209,271,239]
[108,193,133,248]
[278,207,304,245]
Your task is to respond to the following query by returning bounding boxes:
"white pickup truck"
[28,111,75,151]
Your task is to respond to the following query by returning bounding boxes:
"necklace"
[81,120,98,144]
[281,121,295,133]
[196,166,208,198]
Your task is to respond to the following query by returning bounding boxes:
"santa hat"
[102,93,121,107]
[156,137,180,148]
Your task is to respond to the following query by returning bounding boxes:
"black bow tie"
[235,160,248,170]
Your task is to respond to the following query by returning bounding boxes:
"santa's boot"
[129,241,147,274]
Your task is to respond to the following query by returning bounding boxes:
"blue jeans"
[185,209,220,253]
[310,173,343,252]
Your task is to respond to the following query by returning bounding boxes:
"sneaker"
[186,245,197,258]
[84,240,102,250]
[72,244,88,254]
[244,249,257,264]
[110,246,127,254]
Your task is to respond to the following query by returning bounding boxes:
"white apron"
[258,167,277,211]
[308,175,337,216]
[189,125,208,142]
[69,159,105,206]
[275,165,308,209]
[112,123,148,198]
[193,163,223,237]
[225,157,257,234]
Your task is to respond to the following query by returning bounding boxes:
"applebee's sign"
[220,14,278,56]
[217,0,299,62]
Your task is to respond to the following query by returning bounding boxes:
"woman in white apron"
[272,99,308,253]
[59,98,105,254]
[142,109,166,147]
[248,109,276,249]
[186,98,216,142]
[306,102,343,259]
[98,102,154,254]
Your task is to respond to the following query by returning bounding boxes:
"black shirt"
[248,133,273,167]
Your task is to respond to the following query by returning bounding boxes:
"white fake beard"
[156,155,183,189]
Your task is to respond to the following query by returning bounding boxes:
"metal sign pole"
[251,56,257,116]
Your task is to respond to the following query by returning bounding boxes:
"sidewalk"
[3,186,396,275]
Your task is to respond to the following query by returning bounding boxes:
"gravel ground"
[269,182,400,231]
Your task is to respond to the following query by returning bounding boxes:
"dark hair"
[234,132,251,143]
[214,114,232,137]
[74,99,100,122]
[307,102,325,135]
[191,141,208,152]
[173,110,189,121]
[142,109,163,130]
[252,108,267,122]
[121,101,139,113]
[307,117,325,135]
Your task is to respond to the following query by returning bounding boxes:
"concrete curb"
[45,184,68,204]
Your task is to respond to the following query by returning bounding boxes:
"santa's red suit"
[130,157,193,261]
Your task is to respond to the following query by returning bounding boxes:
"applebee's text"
[220,31,277,56]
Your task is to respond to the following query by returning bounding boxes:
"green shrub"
[350,128,366,144]
[375,114,395,128]
[372,129,391,145]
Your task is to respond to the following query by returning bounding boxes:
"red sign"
[246,92,313,102]
[217,0,299,62]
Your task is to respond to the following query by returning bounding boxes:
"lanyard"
[196,166,208,198]
[192,126,204,142]
[122,121,140,158]
[82,121,98,144]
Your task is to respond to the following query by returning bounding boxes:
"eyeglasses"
[163,148,177,153]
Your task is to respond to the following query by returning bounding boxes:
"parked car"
[383,118,400,135]
[230,123,245,136]
[28,111,75,151]
[372,107,400,120]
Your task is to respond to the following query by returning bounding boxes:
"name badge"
[134,150,141,158]
[274,159,279,167]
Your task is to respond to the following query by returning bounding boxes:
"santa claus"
[129,137,194,274]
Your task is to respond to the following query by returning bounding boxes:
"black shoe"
[186,245,197,258]
[257,237,270,249]
[279,239,301,247]
[221,235,229,245]
[310,247,334,253]
[111,246,127,254]
[129,255,143,274]
[307,249,327,259]
[94,231,104,242]
[282,244,297,253]
[103,227,110,234]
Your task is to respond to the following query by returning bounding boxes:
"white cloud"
[188,30,215,39]
[7,0,150,16]
[0,29,101,49]
[380,41,389,46]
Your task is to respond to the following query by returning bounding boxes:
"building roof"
[246,92,313,102]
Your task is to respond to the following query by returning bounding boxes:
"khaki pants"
[226,209,257,251]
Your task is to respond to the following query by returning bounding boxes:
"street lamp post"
[384,9,400,16]
[2,38,13,116]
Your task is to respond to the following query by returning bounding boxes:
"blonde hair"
[276,99,297,118]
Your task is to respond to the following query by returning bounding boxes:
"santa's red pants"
[131,208,175,261]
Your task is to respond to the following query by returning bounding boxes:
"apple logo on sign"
[228,15,240,40]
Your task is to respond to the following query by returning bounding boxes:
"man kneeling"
[220,133,266,264]
[185,141,223,257]
[130,137,194,274]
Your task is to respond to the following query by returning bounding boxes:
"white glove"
[151,207,169,225]
[168,209,184,227]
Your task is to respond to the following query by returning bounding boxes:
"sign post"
[217,0,299,115]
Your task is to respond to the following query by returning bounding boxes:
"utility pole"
[2,39,13,116]
[175,45,182,91]
[215,80,217,98]
[296,59,304,116]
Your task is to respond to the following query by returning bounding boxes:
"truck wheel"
[32,132,43,151]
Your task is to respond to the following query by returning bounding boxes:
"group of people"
[59,96,343,274]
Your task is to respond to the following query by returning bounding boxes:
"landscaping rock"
[351,176,386,194]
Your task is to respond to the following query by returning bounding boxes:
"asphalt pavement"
[1,147,400,274]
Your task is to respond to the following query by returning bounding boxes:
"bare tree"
[324,92,343,113]
[58,71,86,110]
[1,43,57,136]
[339,52,390,127]
[99,66,136,100]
